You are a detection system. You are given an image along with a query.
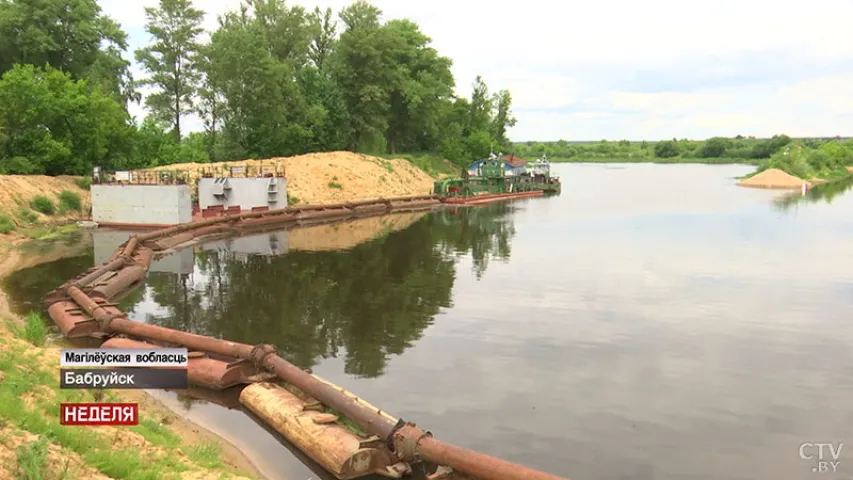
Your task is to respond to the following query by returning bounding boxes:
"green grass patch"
[186,442,222,469]
[287,195,300,206]
[29,196,55,216]
[16,207,39,225]
[57,191,82,214]
[21,223,79,241]
[378,152,457,177]
[0,214,14,234]
[328,181,343,189]
[0,322,238,480]
[8,311,49,347]
[74,177,92,190]
[14,437,50,480]
[132,419,181,448]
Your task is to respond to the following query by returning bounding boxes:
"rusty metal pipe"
[71,257,127,289]
[121,236,139,256]
[65,297,400,440]
[417,435,566,480]
[90,265,147,299]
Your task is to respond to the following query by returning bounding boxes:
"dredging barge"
[433,154,561,205]
[42,194,566,480]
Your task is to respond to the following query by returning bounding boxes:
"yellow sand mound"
[0,175,90,222]
[737,168,810,189]
[146,151,435,204]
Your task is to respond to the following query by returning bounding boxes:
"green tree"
[0,65,133,174]
[698,137,733,158]
[0,0,136,104]
[207,5,301,159]
[468,76,493,135]
[135,0,204,141]
[308,7,337,71]
[195,44,224,161]
[654,140,679,158]
[491,90,516,149]
[381,19,455,153]
[332,1,390,151]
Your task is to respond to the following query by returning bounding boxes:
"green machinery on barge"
[433,155,561,198]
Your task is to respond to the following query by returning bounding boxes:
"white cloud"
[98,0,853,141]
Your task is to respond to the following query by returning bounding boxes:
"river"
[5,163,853,480]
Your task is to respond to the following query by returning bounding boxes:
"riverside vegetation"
[514,135,853,180]
[0,0,516,176]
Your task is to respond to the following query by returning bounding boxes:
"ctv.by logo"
[799,442,843,473]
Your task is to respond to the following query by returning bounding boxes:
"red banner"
[59,403,138,426]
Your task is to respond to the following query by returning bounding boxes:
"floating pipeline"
[42,194,567,480]
[101,337,271,390]
[441,190,544,205]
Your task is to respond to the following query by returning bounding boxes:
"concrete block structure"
[198,177,287,212]
[93,230,194,274]
[91,184,192,226]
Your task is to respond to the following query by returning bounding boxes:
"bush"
[0,215,13,234]
[58,190,82,214]
[75,177,92,190]
[761,145,813,179]
[654,140,680,158]
[29,195,55,215]
[16,208,39,224]
[698,137,733,158]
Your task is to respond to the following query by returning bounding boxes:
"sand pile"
[146,151,436,204]
[737,168,810,189]
[288,212,427,251]
[0,175,90,222]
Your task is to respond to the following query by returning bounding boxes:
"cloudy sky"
[97,0,853,142]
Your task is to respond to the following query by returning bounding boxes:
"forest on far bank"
[513,135,853,180]
[0,0,516,176]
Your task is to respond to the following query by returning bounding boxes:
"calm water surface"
[6,164,853,480]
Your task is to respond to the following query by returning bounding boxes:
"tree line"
[515,135,853,179]
[0,0,517,176]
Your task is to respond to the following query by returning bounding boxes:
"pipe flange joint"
[249,344,277,368]
[392,423,432,462]
[98,311,125,331]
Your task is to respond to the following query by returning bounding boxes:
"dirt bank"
[288,211,428,251]
[0,175,91,252]
[0,240,263,480]
[737,168,810,189]
[0,174,90,222]
[146,151,437,204]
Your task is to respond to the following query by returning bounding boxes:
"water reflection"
[774,176,853,211]
[130,204,517,378]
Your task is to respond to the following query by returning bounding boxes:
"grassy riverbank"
[512,136,853,186]
[0,236,262,479]
[0,313,257,479]
[512,136,851,169]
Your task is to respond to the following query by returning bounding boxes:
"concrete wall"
[93,230,194,274]
[198,177,287,211]
[92,185,192,225]
[201,230,289,257]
